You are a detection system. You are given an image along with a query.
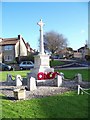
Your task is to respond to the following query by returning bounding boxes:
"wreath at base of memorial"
[37,72,60,80]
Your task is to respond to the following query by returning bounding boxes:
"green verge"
[50,60,65,67]
[0,70,30,82]
[0,91,89,118]
[57,69,89,81]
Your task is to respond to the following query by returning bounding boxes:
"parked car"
[0,63,13,71]
[19,61,34,70]
[50,55,59,59]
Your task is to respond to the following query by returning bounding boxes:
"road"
[55,67,89,70]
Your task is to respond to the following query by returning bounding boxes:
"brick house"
[0,35,34,63]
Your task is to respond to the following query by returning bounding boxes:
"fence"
[78,85,90,95]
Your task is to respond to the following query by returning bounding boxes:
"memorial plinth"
[35,54,49,69]
[34,54,54,74]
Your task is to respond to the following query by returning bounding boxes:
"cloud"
[80,29,85,34]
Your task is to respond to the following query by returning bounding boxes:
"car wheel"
[20,67,23,70]
[4,67,9,71]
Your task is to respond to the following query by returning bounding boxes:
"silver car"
[19,61,34,70]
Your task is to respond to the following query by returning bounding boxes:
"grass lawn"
[0,69,89,82]
[0,91,89,118]
[50,60,65,67]
[57,69,89,81]
[0,70,30,82]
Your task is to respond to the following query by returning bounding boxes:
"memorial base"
[31,54,54,79]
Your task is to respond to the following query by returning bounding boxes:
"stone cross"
[37,19,45,54]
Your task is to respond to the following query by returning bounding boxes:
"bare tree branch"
[44,31,68,54]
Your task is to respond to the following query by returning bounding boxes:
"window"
[27,61,31,64]
[22,61,26,64]
[4,45,13,50]
[4,55,13,61]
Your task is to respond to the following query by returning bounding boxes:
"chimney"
[18,35,22,40]
[18,35,21,63]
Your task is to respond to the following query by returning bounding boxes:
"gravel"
[0,80,90,101]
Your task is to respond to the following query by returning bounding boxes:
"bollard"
[57,75,62,87]
[78,85,80,95]
[77,73,82,83]
[60,72,64,79]
[27,76,37,91]
[7,74,12,82]
[15,75,22,86]
[27,73,36,89]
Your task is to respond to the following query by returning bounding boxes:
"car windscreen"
[27,61,32,64]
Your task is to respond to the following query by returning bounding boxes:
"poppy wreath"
[52,72,60,78]
[46,72,53,79]
[37,72,60,80]
[37,72,47,80]
[46,72,60,79]
[37,72,44,80]
[44,73,47,79]
[54,72,60,76]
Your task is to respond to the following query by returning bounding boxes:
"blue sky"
[1,1,88,50]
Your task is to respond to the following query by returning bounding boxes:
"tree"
[65,47,74,59]
[43,31,68,55]
[66,47,73,52]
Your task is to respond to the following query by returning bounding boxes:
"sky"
[1,1,88,51]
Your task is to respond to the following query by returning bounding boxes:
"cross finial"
[37,19,45,28]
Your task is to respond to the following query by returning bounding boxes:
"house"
[56,48,74,59]
[73,50,82,58]
[73,45,88,59]
[25,42,35,53]
[0,35,34,63]
[77,45,88,59]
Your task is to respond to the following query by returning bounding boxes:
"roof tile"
[0,38,18,45]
